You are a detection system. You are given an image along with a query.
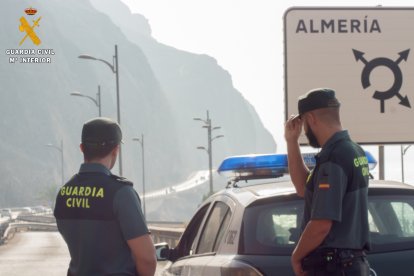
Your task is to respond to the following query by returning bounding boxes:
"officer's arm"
[285,115,309,197]
[287,141,309,197]
[127,234,157,276]
[291,219,332,272]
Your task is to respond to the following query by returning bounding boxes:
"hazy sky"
[119,0,414,183]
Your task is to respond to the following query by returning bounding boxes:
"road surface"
[0,231,167,275]
[0,232,69,276]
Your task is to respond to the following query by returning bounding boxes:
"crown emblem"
[25,7,37,16]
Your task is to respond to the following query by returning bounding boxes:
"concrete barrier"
[1,216,185,249]
[149,225,184,248]
[0,217,10,245]
[1,222,57,245]
[17,215,56,224]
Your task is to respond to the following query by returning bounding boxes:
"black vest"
[54,173,133,221]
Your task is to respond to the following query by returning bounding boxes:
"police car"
[156,152,414,276]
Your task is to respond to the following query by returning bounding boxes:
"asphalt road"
[0,231,167,275]
[0,231,69,276]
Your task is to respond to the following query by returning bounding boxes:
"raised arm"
[285,115,309,197]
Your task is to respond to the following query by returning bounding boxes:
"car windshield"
[240,192,414,255]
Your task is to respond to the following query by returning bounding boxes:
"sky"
[120,0,414,184]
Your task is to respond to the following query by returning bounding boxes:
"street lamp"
[70,85,101,116]
[45,140,64,186]
[194,110,224,196]
[78,44,122,176]
[401,144,412,183]
[133,135,146,219]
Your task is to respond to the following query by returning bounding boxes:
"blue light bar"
[218,151,377,179]
[218,153,315,176]
[218,153,287,173]
[365,151,377,170]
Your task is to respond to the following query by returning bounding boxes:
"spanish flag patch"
[319,183,330,189]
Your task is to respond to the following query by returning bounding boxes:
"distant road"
[0,232,167,275]
[0,232,69,276]
[145,170,209,199]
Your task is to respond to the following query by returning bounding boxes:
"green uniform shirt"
[302,130,370,250]
[54,163,149,276]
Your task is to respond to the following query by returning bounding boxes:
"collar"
[317,130,350,160]
[79,163,112,176]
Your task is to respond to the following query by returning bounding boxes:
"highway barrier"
[0,214,186,248]
[149,225,184,247]
[0,217,10,244]
[1,222,57,245]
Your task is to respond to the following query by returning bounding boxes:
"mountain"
[90,0,276,173]
[0,0,275,218]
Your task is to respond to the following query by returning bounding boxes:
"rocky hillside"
[0,0,275,210]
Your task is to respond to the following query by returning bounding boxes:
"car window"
[391,201,414,236]
[368,195,414,251]
[241,198,304,255]
[196,201,231,254]
[173,203,210,260]
[213,209,231,252]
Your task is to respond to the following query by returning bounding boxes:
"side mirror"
[155,242,171,261]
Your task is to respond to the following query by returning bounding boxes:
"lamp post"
[70,85,101,116]
[45,140,64,186]
[401,144,412,183]
[78,44,122,176]
[194,110,224,196]
[132,134,146,218]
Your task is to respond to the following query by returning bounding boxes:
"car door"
[164,202,211,276]
[179,197,233,275]
[367,192,414,276]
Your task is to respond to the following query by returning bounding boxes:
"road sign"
[284,7,414,145]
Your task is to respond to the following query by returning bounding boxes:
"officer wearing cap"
[285,88,370,275]
[54,117,156,276]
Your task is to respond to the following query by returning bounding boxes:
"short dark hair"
[82,143,118,161]
[82,117,122,145]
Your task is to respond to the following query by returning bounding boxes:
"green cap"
[298,88,340,115]
[81,117,122,146]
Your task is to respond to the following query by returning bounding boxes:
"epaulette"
[110,174,133,186]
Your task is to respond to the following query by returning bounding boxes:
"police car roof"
[213,179,414,208]
[213,180,297,207]
[368,179,414,190]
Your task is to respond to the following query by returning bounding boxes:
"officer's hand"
[285,114,303,143]
[291,256,307,276]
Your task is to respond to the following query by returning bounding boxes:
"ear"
[307,112,317,126]
[80,143,84,153]
[112,145,120,156]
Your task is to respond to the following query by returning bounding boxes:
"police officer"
[284,88,370,276]
[54,117,156,276]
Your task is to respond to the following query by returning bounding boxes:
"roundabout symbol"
[353,49,411,113]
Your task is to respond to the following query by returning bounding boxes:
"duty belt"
[302,248,366,271]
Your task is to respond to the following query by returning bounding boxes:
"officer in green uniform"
[285,88,370,276]
[54,117,156,276]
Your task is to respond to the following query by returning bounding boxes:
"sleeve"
[113,186,149,240]
[310,161,347,222]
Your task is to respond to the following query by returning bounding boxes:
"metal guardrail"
[0,214,185,248]
[1,222,57,245]
[149,225,185,247]
[17,214,56,224]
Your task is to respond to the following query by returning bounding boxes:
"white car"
[156,152,414,276]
